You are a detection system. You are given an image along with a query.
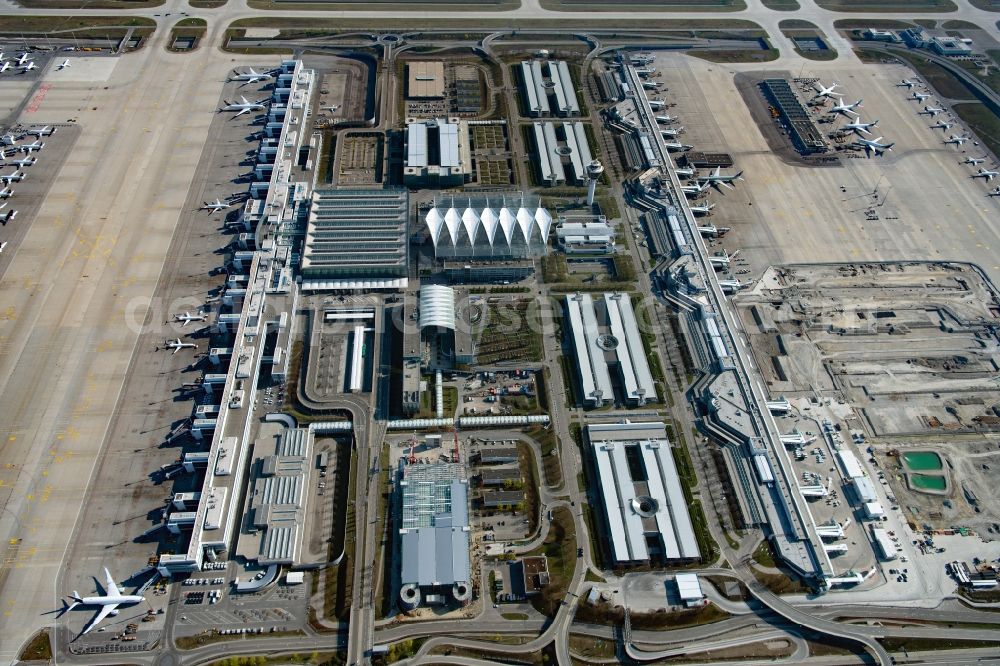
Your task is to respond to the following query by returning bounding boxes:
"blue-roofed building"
[397,462,473,609]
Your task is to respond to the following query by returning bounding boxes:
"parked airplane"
[320,104,339,113]
[909,91,930,102]
[854,136,894,157]
[67,568,145,635]
[698,166,744,189]
[0,133,17,146]
[165,338,196,354]
[680,181,709,197]
[221,96,267,117]
[4,156,35,168]
[26,125,55,137]
[944,134,971,146]
[174,311,206,326]
[56,59,70,70]
[812,81,842,100]
[973,168,1000,182]
[0,170,24,184]
[0,205,16,225]
[990,186,1000,197]
[20,61,37,72]
[201,198,232,212]
[0,62,11,74]
[829,98,862,117]
[719,278,746,294]
[663,141,692,152]
[964,155,988,165]
[841,118,878,136]
[15,53,30,66]
[708,248,740,269]
[697,223,726,236]
[919,106,945,117]
[229,66,273,84]
[930,120,954,131]
[690,204,716,216]
[660,127,683,138]
[896,79,919,88]
[0,186,14,199]
[655,114,678,124]
[19,140,43,153]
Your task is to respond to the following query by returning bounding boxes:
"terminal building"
[157,60,319,577]
[555,215,615,254]
[564,292,657,407]
[424,192,552,261]
[417,284,475,367]
[531,121,594,186]
[519,59,581,117]
[586,421,700,565]
[404,117,473,187]
[397,462,473,610]
[300,188,409,291]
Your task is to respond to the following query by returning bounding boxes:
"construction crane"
[408,435,417,465]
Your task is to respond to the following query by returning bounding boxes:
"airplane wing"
[82,602,118,635]
[234,108,250,117]
[239,95,250,104]
[104,568,121,597]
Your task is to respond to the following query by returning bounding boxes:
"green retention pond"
[902,450,943,471]
[909,473,947,491]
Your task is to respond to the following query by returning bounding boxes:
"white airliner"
[15,53,30,66]
[20,61,36,71]
[201,198,232,212]
[174,311,206,326]
[973,168,1000,182]
[0,204,17,225]
[854,136,894,157]
[19,140,43,153]
[67,568,145,635]
[655,114,678,124]
[812,82,841,100]
[26,125,55,137]
[920,106,945,117]
[680,181,709,196]
[221,96,267,117]
[690,204,716,216]
[165,338,196,354]
[0,170,24,184]
[963,155,987,165]
[56,59,71,70]
[0,186,13,199]
[909,91,930,102]
[5,155,35,168]
[841,118,878,136]
[719,278,746,294]
[663,141,692,152]
[229,66,273,84]
[944,134,971,146]
[896,79,919,88]
[698,224,730,236]
[699,166,744,189]
[708,248,740,269]
[930,120,954,131]
[660,127,683,138]
[0,62,11,74]
[829,98,862,117]
[320,104,339,113]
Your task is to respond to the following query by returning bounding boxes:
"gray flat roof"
[399,463,471,587]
